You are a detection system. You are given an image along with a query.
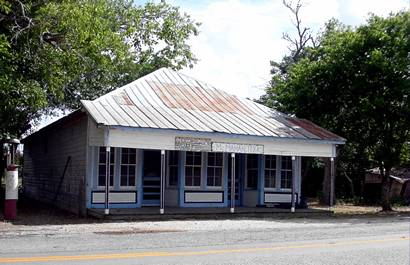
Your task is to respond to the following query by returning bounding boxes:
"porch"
[86,145,313,213]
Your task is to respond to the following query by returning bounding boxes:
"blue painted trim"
[223,153,229,207]
[90,203,140,209]
[258,154,265,205]
[238,154,245,206]
[201,152,207,189]
[182,203,226,208]
[178,151,186,207]
[108,125,345,145]
[114,147,120,190]
[137,149,143,207]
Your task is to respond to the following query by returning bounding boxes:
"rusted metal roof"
[81,68,345,143]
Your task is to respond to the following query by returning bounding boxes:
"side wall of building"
[23,114,88,215]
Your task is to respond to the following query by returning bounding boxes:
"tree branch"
[282,0,315,60]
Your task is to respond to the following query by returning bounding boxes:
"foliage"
[263,12,410,210]
[0,0,199,138]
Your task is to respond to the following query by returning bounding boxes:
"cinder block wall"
[23,113,88,216]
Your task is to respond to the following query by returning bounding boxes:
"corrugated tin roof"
[81,68,345,143]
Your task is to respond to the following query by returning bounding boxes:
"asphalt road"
[0,216,409,265]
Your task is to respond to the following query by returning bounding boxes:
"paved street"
[0,215,409,264]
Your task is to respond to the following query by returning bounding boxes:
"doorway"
[142,150,161,206]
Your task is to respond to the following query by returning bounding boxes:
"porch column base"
[160,209,164,215]
[104,209,110,215]
[291,207,295,213]
[230,207,235,213]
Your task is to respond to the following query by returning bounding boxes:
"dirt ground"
[1,198,409,232]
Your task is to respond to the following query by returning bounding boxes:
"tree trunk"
[343,171,355,198]
[380,168,392,211]
[321,158,335,205]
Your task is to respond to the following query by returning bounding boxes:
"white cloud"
[344,0,409,23]
[180,0,343,99]
[181,0,287,99]
[179,0,408,99]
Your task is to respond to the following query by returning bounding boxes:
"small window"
[185,152,202,187]
[264,155,276,188]
[167,151,179,186]
[207,152,223,187]
[98,147,114,187]
[280,156,293,189]
[246,154,258,189]
[120,148,137,187]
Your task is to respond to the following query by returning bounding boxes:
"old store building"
[22,68,345,216]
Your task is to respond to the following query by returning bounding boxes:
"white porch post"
[330,157,335,209]
[104,146,111,215]
[230,153,235,213]
[160,150,166,214]
[291,156,296,213]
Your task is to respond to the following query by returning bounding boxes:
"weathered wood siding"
[23,115,88,215]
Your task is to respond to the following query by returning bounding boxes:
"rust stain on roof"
[149,81,254,115]
[285,117,344,141]
[114,92,134,106]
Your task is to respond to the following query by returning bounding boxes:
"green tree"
[264,12,410,210]
[0,0,199,138]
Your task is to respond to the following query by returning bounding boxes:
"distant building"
[22,68,345,216]
[365,168,410,203]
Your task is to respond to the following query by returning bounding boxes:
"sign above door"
[175,137,264,154]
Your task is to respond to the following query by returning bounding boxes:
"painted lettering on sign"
[211,142,264,154]
[175,137,212,152]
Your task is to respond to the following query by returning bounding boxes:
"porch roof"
[81,68,345,144]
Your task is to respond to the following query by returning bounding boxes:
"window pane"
[193,175,201,186]
[129,149,136,164]
[129,173,135,186]
[98,165,105,186]
[185,173,192,186]
[282,156,292,170]
[281,171,292,189]
[194,167,201,178]
[186,152,193,165]
[215,176,221,186]
[99,148,106,163]
[120,165,127,186]
[194,152,201,165]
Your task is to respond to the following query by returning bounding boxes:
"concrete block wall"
[23,114,88,216]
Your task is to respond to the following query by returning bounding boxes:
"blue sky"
[135,0,409,99]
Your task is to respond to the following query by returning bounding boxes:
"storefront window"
[246,154,258,189]
[167,151,179,186]
[185,152,202,187]
[207,152,223,187]
[264,155,276,188]
[98,147,114,187]
[120,148,136,187]
[280,156,292,189]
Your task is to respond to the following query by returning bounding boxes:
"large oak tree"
[0,0,199,138]
[263,12,410,210]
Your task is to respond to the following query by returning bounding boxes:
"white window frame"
[206,152,224,189]
[185,151,202,188]
[97,147,115,189]
[167,150,179,188]
[245,154,258,190]
[264,155,277,190]
[119,148,137,189]
[279,156,293,190]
